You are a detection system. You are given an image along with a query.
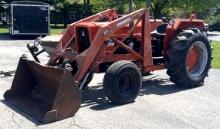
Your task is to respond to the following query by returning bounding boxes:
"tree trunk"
[129,0,133,13]
[63,8,68,28]
[152,1,168,18]
[153,7,162,18]
[87,0,90,4]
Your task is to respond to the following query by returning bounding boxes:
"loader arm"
[74,8,152,82]
[48,9,118,65]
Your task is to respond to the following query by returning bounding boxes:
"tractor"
[4,8,212,123]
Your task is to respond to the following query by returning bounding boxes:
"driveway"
[0,38,220,129]
[208,31,220,41]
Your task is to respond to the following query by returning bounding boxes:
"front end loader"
[4,8,211,123]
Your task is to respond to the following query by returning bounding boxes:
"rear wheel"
[103,61,142,104]
[167,31,212,88]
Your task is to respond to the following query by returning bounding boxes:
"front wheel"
[103,61,142,104]
[167,32,212,88]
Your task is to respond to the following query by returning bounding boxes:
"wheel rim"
[186,41,208,80]
[119,72,135,95]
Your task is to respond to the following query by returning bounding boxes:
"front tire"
[167,32,212,88]
[103,61,142,104]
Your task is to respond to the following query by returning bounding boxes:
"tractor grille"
[76,27,91,53]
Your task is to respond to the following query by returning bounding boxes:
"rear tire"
[167,31,211,88]
[103,61,142,104]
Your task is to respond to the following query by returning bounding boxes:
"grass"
[212,41,220,69]
[0,27,9,35]
[50,28,65,35]
[0,26,65,35]
[50,24,66,35]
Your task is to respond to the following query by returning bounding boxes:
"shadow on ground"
[0,74,190,125]
[81,74,187,111]
[0,34,38,40]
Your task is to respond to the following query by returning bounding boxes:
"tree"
[4,0,53,4]
[53,0,92,27]
[6,0,220,24]
[146,0,220,18]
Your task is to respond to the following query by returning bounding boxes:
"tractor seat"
[151,24,168,38]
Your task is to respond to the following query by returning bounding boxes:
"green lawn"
[0,27,9,35]
[0,27,65,35]
[212,41,220,69]
[50,24,65,35]
[50,28,65,35]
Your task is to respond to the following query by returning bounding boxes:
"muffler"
[4,57,82,123]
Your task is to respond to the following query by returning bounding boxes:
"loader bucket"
[4,58,82,123]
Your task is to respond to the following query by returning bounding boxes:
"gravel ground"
[0,38,220,129]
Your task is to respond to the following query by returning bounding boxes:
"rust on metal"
[4,8,207,123]
[4,58,81,123]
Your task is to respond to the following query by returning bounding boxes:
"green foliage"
[90,0,129,13]
[51,28,65,35]
[142,0,220,18]
[88,0,220,19]
[52,0,92,27]
[212,41,220,69]
[205,14,220,24]
[53,0,81,9]
[4,0,220,24]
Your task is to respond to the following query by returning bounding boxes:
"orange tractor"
[4,8,212,123]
